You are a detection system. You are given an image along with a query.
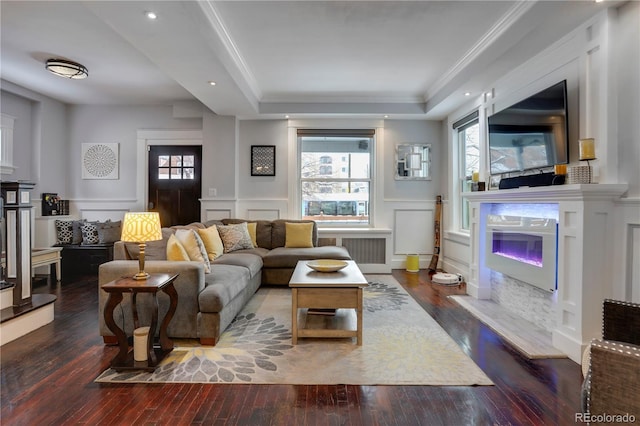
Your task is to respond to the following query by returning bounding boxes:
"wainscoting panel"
[394,209,433,255]
[204,209,232,221]
[237,199,289,221]
[246,210,280,221]
[201,199,236,221]
[628,224,640,302]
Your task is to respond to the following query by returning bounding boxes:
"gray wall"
[383,119,442,201]
[67,105,201,200]
[1,81,67,196]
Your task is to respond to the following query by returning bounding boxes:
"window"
[158,154,195,180]
[454,112,480,231]
[298,129,374,226]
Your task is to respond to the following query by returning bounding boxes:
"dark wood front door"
[148,145,202,227]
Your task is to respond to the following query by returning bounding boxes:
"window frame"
[297,130,375,228]
[452,111,480,232]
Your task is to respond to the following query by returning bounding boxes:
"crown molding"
[198,1,263,101]
[425,0,537,101]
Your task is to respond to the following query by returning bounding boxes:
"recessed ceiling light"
[383,115,389,119]
[208,81,216,86]
[145,11,158,20]
[464,92,471,97]
[594,0,604,3]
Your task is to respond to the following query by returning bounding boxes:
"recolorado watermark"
[575,412,636,423]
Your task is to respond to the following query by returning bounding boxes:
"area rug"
[95,275,493,385]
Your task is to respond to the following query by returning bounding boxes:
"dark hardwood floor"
[1,271,583,425]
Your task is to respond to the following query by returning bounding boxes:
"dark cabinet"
[58,244,114,282]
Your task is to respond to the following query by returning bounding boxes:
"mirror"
[395,144,431,180]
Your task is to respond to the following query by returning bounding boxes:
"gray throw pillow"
[96,220,121,244]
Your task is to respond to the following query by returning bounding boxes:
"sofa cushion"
[124,227,174,260]
[285,222,314,248]
[199,265,251,313]
[217,222,254,252]
[175,229,211,273]
[96,220,122,244]
[197,225,224,260]
[212,252,264,278]
[221,219,273,249]
[81,222,100,245]
[247,222,258,247]
[166,234,190,261]
[55,220,74,244]
[271,219,317,248]
[262,246,351,268]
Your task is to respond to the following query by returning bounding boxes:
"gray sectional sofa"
[98,219,351,346]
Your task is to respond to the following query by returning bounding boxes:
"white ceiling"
[0,1,612,120]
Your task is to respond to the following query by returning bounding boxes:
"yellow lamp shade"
[121,212,162,242]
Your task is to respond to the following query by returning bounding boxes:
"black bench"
[55,243,114,283]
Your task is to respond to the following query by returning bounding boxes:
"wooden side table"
[101,273,178,372]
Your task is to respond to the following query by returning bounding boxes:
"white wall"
[383,120,441,201]
[615,0,640,198]
[202,112,237,200]
[67,105,201,204]
[238,120,289,200]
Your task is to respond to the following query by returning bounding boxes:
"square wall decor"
[82,143,119,179]
[251,145,276,176]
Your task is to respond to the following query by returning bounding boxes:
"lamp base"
[132,272,150,281]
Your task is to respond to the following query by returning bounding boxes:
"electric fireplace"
[485,214,557,292]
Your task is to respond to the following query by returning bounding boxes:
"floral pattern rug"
[95,275,493,385]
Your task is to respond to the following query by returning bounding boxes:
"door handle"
[148,201,154,209]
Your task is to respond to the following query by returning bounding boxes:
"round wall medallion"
[83,144,117,178]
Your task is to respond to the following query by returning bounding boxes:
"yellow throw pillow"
[197,225,224,260]
[285,222,314,248]
[166,234,189,261]
[247,222,258,248]
[175,229,211,273]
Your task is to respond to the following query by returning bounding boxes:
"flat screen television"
[488,80,568,175]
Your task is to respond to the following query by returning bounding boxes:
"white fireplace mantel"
[463,183,629,363]
[463,183,629,203]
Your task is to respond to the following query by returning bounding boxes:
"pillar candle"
[472,171,479,182]
[554,164,567,175]
[579,138,596,160]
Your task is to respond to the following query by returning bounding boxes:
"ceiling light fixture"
[45,59,88,79]
[145,11,158,20]
[208,81,217,86]
[464,92,471,96]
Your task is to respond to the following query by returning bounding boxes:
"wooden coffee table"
[289,260,368,345]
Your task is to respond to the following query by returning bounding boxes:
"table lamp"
[120,212,162,280]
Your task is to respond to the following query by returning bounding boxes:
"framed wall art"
[82,143,119,179]
[251,145,276,176]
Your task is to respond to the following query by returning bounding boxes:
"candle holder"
[573,138,596,184]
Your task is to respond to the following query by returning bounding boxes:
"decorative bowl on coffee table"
[306,259,348,273]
